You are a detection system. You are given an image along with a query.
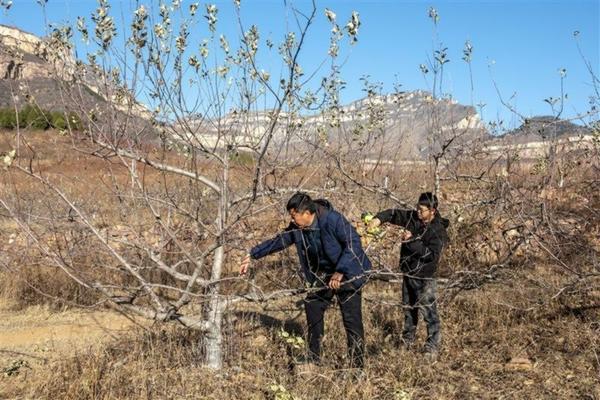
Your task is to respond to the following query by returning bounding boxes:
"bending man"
[240,192,371,368]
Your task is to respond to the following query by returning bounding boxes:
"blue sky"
[1,0,598,131]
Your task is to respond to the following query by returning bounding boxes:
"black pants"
[402,276,441,351]
[304,286,364,368]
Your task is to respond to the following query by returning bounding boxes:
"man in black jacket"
[367,192,449,355]
[240,192,371,369]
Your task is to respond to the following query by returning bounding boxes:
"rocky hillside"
[187,90,488,160]
[336,91,487,158]
[5,25,591,161]
[1,25,88,110]
[0,25,149,120]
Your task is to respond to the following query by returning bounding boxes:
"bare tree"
[0,0,362,369]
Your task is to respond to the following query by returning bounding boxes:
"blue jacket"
[250,200,371,288]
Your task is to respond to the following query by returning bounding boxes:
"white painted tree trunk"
[205,164,227,369]
[204,243,224,369]
[434,157,441,195]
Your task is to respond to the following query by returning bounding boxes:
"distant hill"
[335,91,488,159]
[8,25,590,162]
[500,116,591,143]
[481,116,594,160]
[187,90,489,160]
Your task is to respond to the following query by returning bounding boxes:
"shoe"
[338,368,366,382]
[423,349,439,363]
[400,338,414,351]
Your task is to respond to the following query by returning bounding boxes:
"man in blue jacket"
[367,192,449,356]
[240,192,371,369]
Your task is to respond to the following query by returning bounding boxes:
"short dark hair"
[286,192,316,213]
[418,192,438,209]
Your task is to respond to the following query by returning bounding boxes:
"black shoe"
[400,338,414,351]
[421,346,439,362]
[338,368,366,382]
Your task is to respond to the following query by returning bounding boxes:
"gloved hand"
[361,212,383,237]
[361,211,374,223]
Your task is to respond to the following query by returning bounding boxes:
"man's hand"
[399,229,413,241]
[328,272,344,289]
[239,254,251,275]
[366,217,381,231]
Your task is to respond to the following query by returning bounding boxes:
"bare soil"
[0,301,138,398]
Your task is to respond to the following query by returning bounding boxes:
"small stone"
[295,362,319,376]
[505,357,533,371]
[250,334,269,347]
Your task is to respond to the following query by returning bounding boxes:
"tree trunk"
[434,156,441,195]
[204,243,224,369]
[205,162,227,369]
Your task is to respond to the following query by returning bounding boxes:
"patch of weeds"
[2,359,30,376]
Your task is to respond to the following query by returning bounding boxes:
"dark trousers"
[304,286,365,368]
[402,276,441,351]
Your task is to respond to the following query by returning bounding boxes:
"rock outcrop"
[0,24,151,121]
[186,90,488,159]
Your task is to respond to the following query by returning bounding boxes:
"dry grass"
[2,271,598,399]
[1,129,599,399]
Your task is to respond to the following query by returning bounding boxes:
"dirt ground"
[0,301,138,398]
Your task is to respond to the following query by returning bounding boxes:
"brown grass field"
[0,129,598,399]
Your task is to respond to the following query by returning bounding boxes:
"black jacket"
[375,209,449,278]
[250,200,372,288]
